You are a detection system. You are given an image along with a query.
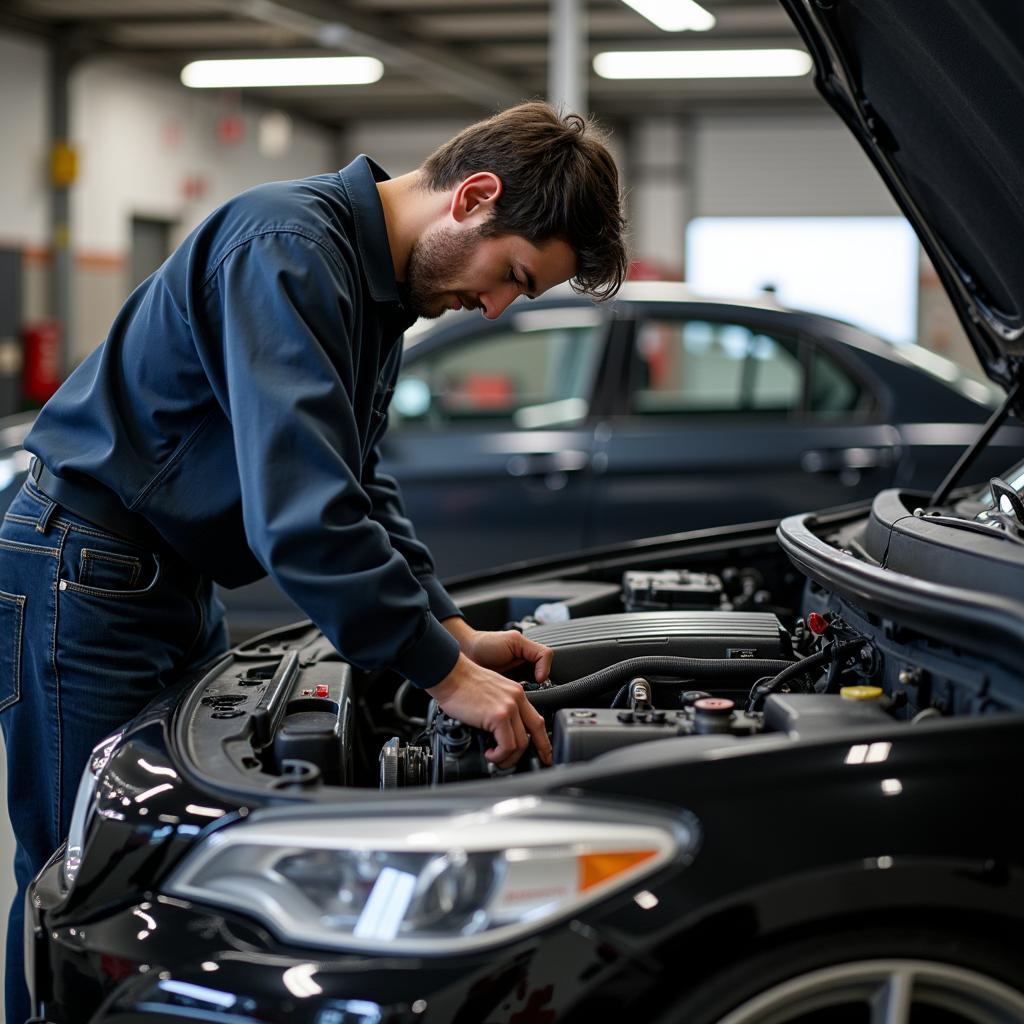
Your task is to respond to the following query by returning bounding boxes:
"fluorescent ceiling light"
[622,0,715,32]
[593,49,813,79]
[181,56,383,89]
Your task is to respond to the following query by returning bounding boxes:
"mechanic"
[0,100,627,1021]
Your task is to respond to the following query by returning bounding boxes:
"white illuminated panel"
[687,217,920,343]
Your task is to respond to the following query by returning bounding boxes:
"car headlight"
[167,796,693,954]
[63,730,124,887]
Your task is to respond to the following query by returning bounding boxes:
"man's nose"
[480,284,517,320]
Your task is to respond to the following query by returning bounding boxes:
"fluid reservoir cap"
[694,697,734,714]
[807,612,830,635]
[840,685,883,701]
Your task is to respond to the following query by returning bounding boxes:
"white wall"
[0,41,339,362]
[0,36,336,300]
[71,61,337,255]
[343,119,470,176]
[693,112,898,218]
[0,32,49,249]
[66,60,337,359]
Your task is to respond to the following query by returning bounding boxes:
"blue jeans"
[0,480,228,1023]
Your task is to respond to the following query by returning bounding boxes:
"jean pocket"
[78,548,142,590]
[0,590,25,712]
[61,547,160,600]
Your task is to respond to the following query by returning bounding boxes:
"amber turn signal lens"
[579,849,658,892]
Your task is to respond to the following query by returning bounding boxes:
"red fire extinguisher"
[23,319,62,404]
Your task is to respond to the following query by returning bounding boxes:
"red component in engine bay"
[694,697,734,713]
[807,612,830,635]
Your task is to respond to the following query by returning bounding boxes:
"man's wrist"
[425,651,469,697]
[441,615,477,649]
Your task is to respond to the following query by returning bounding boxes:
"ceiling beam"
[225,0,526,109]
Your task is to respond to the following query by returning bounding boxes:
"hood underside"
[781,0,1024,408]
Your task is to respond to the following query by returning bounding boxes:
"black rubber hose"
[747,638,864,710]
[527,656,796,712]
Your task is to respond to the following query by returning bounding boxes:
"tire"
[653,926,1024,1024]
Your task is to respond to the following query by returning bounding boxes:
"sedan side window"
[808,346,865,416]
[630,319,804,415]
[392,323,603,431]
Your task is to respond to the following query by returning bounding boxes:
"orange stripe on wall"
[17,245,126,270]
[21,245,50,266]
[77,251,126,270]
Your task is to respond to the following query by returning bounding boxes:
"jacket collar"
[338,154,402,305]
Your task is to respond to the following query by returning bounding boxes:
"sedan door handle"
[801,447,895,474]
[506,450,590,477]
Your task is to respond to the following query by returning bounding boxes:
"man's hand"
[442,617,554,683]
[427,653,553,769]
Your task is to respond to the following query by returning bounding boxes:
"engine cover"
[524,611,790,683]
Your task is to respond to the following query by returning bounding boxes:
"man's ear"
[450,172,502,224]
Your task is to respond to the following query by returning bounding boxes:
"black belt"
[29,459,163,549]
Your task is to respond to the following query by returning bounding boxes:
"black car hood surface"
[781,0,1024,408]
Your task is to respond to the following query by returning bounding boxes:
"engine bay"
[373,566,898,788]
[178,497,1022,796]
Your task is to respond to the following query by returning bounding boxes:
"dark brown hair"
[421,101,627,300]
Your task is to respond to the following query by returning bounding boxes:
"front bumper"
[28,854,651,1024]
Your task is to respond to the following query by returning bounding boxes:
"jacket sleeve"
[194,230,460,688]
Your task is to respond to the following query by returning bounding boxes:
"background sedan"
[384,282,1019,576]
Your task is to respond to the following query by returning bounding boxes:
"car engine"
[371,566,894,788]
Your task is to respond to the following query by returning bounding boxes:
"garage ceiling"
[4,0,815,126]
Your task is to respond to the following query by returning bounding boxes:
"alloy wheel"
[714,958,1024,1024]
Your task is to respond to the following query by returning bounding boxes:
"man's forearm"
[442,614,474,648]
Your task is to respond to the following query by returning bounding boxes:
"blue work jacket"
[26,155,462,688]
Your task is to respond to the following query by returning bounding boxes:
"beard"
[405,224,482,318]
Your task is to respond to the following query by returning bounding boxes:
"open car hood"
[781,0,1024,411]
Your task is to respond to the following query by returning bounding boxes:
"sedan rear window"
[393,323,603,430]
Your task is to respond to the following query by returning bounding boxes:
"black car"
[24,1,1024,1021]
